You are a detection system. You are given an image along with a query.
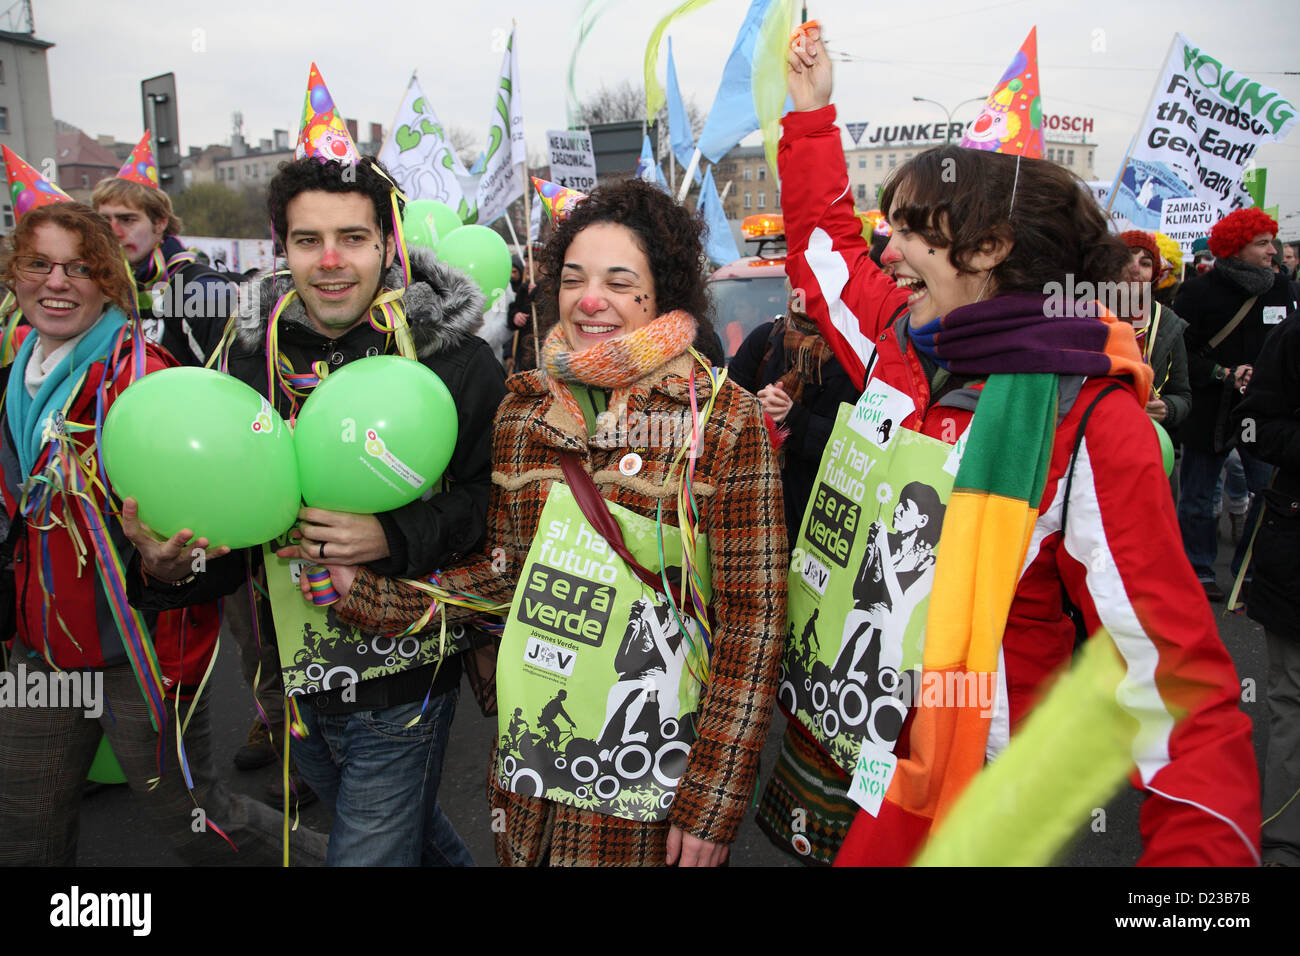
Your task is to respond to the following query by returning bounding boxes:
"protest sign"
[1110,34,1297,230]
[780,386,956,775]
[496,483,711,821]
[546,128,596,192]
[1159,197,1215,251]
[264,541,467,698]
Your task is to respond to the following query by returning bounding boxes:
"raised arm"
[781,22,910,389]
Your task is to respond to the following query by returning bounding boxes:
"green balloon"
[103,367,301,549]
[293,356,458,513]
[403,203,438,253]
[403,200,462,254]
[436,224,512,309]
[428,200,462,239]
[1153,417,1175,477]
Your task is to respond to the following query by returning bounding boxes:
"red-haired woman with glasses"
[0,202,320,865]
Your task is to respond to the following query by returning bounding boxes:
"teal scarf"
[6,308,127,477]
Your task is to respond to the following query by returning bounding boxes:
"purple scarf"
[915,293,1120,377]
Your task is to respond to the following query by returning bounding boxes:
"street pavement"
[77,513,1269,867]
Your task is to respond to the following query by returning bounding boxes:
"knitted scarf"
[776,311,835,403]
[540,310,697,431]
[1214,255,1277,297]
[836,293,1151,866]
[6,309,129,476]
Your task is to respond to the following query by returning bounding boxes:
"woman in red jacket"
[757,22,1259,867]
[0,202,319,865]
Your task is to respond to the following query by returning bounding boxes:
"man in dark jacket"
[126,156,506,866]
[1232,313,1300,866]
[1173,208,1298,600]
[91,177,234,366]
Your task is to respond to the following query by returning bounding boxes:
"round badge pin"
[619,452,643,476]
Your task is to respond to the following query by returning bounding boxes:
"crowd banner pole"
[677,146,702,203]
[1105,32,1178,217]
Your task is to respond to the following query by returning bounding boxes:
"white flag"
[474,26,527,225]
[1111,34,1297,230]
[378,76,474,221]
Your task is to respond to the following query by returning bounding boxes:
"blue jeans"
[292,689,474,867]
[1213,449,1250,515]
[1178,446,1273,582]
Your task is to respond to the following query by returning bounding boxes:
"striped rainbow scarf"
[836,294,1152,865]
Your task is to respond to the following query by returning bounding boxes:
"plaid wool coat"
[342,352,788,865]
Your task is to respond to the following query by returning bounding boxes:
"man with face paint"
[92,138,235,367]
[125,156,507,866]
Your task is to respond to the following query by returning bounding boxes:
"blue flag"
[636,135,671,193]
[696,0,770,163]
[635,134,656,179]
[666,37,702,185]
[699,167,740,266]
[666,37,696,171]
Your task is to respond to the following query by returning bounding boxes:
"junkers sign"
[853,115,1095,147]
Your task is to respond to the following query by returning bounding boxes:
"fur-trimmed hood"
[235,247,485,360]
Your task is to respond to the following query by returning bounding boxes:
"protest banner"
[263,541,468,699]
[475,25,527,225]
[379,75,472,221]
[1083,181,1135,233]
[1109,34,1297,230]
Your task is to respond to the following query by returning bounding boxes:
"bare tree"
[445,124,482,168]
[575,82,704,138]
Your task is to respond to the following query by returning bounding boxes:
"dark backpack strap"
[558,451,685,605]
[1059,382,1124,531]
[1059,381,1123,649]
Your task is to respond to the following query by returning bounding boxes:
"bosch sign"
[1043,115,1095,133]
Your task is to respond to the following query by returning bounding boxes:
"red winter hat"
[1118,230,1161,268]
[1208,208,1277,259]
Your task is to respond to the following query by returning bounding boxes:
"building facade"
[0,27,56,232]
[54,128,121,202]
[711,114,1101,222]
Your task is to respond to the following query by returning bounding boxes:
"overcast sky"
[40,0,1300,231]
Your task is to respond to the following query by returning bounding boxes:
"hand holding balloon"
[275,507,390,565]
[102,368,301,550]
[122,497,231,583]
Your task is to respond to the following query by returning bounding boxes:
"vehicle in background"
[707,214,788,361]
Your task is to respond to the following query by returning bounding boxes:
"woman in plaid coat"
[329,179,788,866]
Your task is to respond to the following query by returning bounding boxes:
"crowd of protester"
[0,20,1295,869]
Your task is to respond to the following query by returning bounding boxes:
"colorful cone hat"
[532,177,586,224]
[960,27,1043,158]
[296,63,360,164]
[116,131,160,187]
[2,145,72,219]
